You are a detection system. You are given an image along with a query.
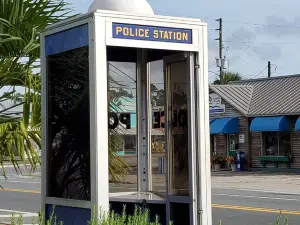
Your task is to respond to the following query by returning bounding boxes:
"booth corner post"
[41,9,211,225]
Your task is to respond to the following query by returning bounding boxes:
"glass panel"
[279,132,291,156]
[169,59,189,196]
[264,132,278,155]
[108,61,137,193]
[150,60,166,197]
[47,46,90,200]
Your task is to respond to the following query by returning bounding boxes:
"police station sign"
[209,93,225,114]
[112,23,192,44]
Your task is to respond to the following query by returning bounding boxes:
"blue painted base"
[46,204,91,225]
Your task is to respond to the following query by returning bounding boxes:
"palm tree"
[213,72,242,84]
[0,0,74,174]
[0,0,130,187]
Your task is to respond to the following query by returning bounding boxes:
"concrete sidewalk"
[211,170,300,195]
[121,171,300,195]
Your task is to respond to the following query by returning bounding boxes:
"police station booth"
[41,6,211,225]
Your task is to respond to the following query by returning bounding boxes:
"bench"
[257,156,291,168]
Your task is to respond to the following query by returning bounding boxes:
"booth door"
[163,53,197,225]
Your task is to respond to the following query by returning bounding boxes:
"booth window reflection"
[168,60,189,196]
[107,60,137,191]
[47,46,91,200]
[150,60,166,197]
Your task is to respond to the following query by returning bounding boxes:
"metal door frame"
[163,52,198,225]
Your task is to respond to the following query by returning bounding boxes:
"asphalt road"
[0,167,300,225]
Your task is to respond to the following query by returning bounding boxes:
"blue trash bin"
[236,151,245,171]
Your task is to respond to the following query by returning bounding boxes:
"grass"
[3,207,291,225]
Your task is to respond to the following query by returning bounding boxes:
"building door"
[227,134,238,157]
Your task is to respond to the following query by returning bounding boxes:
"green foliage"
[6,209,293,225]
[213,72,242,85]
[8,206,173,225]
[89,205,171,225]
[0,0,75,58]
[0,0,130,184]
[0,0,74,175]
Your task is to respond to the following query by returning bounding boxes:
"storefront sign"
[209,93,225,114]
[112,23,192,44]
[239,134,245,144]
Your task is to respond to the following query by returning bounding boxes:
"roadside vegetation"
[0,0,130,182]
[4,206,290,225]
[0,0,74,176]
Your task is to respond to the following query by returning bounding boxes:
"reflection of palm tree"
[48,47,129,200]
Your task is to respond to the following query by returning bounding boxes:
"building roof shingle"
[209,84,253,116]
[228,74,300,116]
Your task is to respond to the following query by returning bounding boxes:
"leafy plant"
[8,205,173,225]
[0,0,75,175]
[212,155,225,164]
[213,72,242,85]
[225,156,235,164]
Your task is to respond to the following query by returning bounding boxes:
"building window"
[263,132,291,156]
[228,134,238,154]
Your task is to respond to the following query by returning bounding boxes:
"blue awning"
[295,117,300,131]
[210,117,239,135]
[250,116,291,132]
[210,119,215,124]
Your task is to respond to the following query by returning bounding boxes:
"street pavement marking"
[2,188,300,215]
[0,214,36,218]
[213,193,300,202]
[212,204,300,215]
[0,188,40,194]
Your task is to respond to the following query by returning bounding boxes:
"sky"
[68,0,300,83]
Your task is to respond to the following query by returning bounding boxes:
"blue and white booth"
[41,0,211,224]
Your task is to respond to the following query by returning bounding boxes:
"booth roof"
[210,74,300,117]
[88,0,154,15]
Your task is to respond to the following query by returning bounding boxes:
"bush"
[7,208,290,225]
[8,205,172,225]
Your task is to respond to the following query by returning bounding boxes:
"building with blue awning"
[209,74,300,170]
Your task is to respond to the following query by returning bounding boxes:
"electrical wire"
[108,63,136,82]
[223,40,298,45]
[222,33,263,65]
[154,10,300,29]
[251,66,268,79]
[224,28,293,75]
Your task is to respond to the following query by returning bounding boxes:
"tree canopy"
[0,0,74,175]
[213,72,242,84]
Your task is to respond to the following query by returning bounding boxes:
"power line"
[223,40,298,45]
[222,33,263,64]
[154,10,300,29]
[251,66,268,79]
[225,28,262,56]
[224,28,293,75]
[222,20,300,29]
[226,47,248,64]
[109,63,136,82]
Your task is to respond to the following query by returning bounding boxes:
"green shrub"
[7,208,291,225]
[8,205,171,225]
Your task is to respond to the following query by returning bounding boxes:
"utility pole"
[268,61,271,78]
[215,18,223,84]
